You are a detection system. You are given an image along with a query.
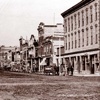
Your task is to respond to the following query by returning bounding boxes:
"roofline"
[61,0,94,17]
[44,25,57,27]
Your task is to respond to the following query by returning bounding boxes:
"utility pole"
[59,37,61,76]
[26,48,28,72]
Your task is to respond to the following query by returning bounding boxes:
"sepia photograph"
[0,0,100,100]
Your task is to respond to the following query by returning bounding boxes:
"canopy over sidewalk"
[40,58,46,66]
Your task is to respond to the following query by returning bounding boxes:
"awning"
[40,58,46,66]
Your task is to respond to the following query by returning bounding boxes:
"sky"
[0,0,81,46]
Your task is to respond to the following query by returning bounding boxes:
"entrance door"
[82,56,85,71]
[46,58,50,66]
[91,64,94,74]
[90,55,95,74]
[77,56,80,73]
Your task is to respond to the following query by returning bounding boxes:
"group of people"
[60,61,74,76]
[67,61,74,76]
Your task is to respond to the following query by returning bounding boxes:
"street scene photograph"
[0,0,100,100]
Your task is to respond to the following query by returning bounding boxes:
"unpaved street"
[0,71,100,100]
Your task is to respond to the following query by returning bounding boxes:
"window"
[68,34,70,49]
[68,18,70,32]
[75,32,77,48]
[78,30,80,47]
[74,14,77,29]
[66,36,67,50]
[90,6,93,23]
[47,46,49,53]
[49,45,52,53]
[82,10,84,26]
[86,28,89,46]
[71,33,73,49]
[78,12,80,28]
[64,19,67,32]
[95,24,98,44]
[90,26,93,45]
[82,29,84,47]
[71,16,73,31]
[95,3,97,21]
[44,46,46,54]
[86,8,88,25]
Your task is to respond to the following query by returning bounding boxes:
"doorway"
[90,55,95,74]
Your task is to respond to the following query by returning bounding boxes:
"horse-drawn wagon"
[44,64,59,75]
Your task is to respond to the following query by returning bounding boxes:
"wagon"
[44,65,59,75]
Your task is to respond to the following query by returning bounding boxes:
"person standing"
[71,61,74,76]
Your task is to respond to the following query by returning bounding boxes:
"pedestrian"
[71,62,74,76]
[67,61,71,75]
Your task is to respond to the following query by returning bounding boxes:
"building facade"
[19,35,38,73]
[0,45,17,69]
[61,0,100,75]
[37,22,64,72]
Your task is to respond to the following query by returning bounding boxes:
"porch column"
[64,58,68,76]
[25,50,28,72]
[30,58,33,73]
[65,58,67,76]
[94,55,96,74]
[85,56,87,71]
[73,56,78,75]
[95,53,100,75]
[80,56,82,74]
[88,55,91,74]
[39,58,41,72]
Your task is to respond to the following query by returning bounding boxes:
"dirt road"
[0,71,100,100]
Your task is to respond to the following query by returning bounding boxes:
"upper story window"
[68,18,70,32]
[90,6,93,23]
[75,32,77,48]
[68,34,70,50]
[71,16,73,31]
[90,26,93,45]
[65,36,67,50]
[49,45,52,53]
[74,14,77,29]
[78,12,80,28]
[95,24,98,44]
[95,3,97,21]
[86,8,88,25]
[64,19,67,32]
[78,30,80,47]
[44,46,46,54]
[82,10,84,26]
[82,29,84,47]
[86,28,89,46]
[71,33,73,49]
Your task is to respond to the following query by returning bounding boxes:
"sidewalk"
[74,73,100,77]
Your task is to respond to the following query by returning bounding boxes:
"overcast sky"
[0,0,81,46]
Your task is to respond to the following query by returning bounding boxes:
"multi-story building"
[10,47,21,72]
[37,22,64,72]
[61,0,100,75]
[0,45,16,68]
[28,35,38,72]
[19,35,38,72]
[19,36,29,72]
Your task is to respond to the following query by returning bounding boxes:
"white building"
[61,0,100,75]
[37,22,64,72]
